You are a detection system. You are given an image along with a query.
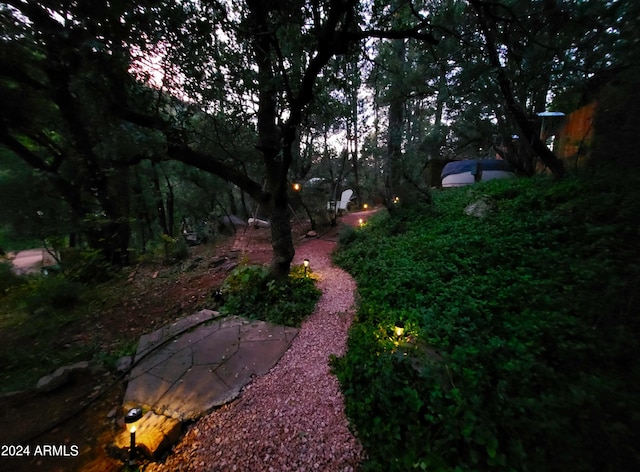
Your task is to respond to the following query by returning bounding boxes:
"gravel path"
[147,238,364,471]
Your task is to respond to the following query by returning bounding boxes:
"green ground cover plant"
[220,263,322,327]
[0,273,93,392]
[332,176,640,471]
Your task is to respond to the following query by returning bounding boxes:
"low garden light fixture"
[125,407,143,465]
[358,218,364,227]
[293,182,301,191]
[303,258,310,276]
[394,321,405,337]
[363,203,368,210]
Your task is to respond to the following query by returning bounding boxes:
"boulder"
[115,356,133,373]
[36,361,90,392]
[208,256,229,268]
[219,214,247,228]
[248,217,270,228]
[464,199,492,218]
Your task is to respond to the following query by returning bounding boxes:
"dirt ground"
[0,210,377,472]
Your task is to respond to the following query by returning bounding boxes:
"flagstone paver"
[123,312,299,421]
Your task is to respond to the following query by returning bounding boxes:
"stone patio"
[112,309,299,459]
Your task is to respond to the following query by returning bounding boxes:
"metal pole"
[129,430,136,465]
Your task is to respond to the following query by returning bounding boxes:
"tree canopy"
[1,0,637,275]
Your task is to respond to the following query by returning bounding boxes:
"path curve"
[9,248,57,274]
[147,237,364,471]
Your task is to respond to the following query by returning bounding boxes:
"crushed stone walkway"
[147,237,364,471]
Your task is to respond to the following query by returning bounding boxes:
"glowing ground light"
[125,407,143,465]
[394,321,405,337]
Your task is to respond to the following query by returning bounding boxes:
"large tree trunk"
[264,141,295,280]
[350,84,361,208]
[268,190,295,280]
[248,0,295,280]
[151,164,170,236]
[386,38,406,203]
[386,97,404,199]
[98,165,132,266]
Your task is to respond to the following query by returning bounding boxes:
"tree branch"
[0,128,53,172]
[353,23,438,44]
[166,143,267,203]
[114,105,267,202]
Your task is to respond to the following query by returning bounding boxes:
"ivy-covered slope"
[333,176,640,472]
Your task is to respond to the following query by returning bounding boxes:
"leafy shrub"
[0,261,25,296]
[94,339,138,370]
[220,263,321,327]
[23,275,84,313]
[338,225,358,245]
[333,176,640,471]
[60,247,116,282]
[161,234,190,263]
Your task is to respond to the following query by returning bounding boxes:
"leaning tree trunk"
[470,0,566,177]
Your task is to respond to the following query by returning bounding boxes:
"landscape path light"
[537,111,565,145]
[394,321,405,338]
[125,407,143,465]
[292,182,301,192]
[303,258,310,276]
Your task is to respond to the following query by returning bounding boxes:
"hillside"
[333,174,640,471]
